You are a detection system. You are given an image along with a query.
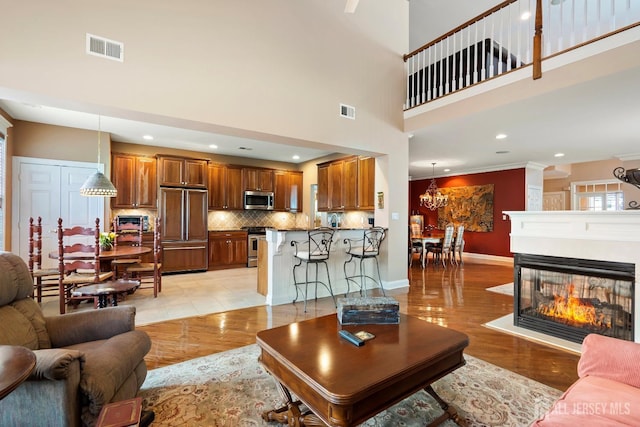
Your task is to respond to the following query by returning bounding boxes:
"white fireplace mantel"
[504,210,640,342]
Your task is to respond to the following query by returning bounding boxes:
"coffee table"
[0,345,36,400]
[71,280,140,308]
[257,313,469,427]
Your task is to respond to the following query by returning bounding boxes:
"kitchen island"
[262,228,391,306]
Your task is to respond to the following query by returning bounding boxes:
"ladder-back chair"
[111,217,144,279]
[28,216,59,302]
[126,217,162,297]
[57,218,113,314]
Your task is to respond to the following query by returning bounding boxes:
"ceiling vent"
[340,103,356,120]
[86,33,124,62]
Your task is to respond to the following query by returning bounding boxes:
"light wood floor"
[138,260,580,391]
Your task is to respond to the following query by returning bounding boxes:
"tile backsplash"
[112,209,374,231]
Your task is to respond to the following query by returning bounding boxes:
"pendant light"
[419,163,448,210]
[80,115,117,197]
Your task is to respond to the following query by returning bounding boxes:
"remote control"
[339,330,365,347]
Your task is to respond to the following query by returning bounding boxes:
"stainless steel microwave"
[115,215,150,231]
[244,191,274,210]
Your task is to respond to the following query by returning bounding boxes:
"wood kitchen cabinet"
[157,155,207,188]
[111,153,157,209]
[317,156,374,212]
[274,170,303,212]
[328,161,344,210]
[317,164,330,211]
[208,163,243,210]
[343,156,358,210]
[357,156,375,210]
[243,167,274,192]
[208,231,248,270]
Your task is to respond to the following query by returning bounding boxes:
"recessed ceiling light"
[444,168,450,172]
[209,144,218,149]
[495,133,507,140]
[292,155,300,160]
[143,135,154,141]
[520,11,531,20]
[554,152,565,157]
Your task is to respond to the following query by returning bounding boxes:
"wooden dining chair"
[57,217,114,314]
[111,217,144,279]
[126,217,162,298]
[409,223,424,268]
[28,216,59,302]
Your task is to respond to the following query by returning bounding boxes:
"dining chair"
[429,223,455,268]
[343,227,386,296]
[453,225,465,265]
[28,216,59,302]
[409,223,424,268]
[291,227,336,312]
[126,217,162,297]
[56,217,114,314]
[111,217,144,279]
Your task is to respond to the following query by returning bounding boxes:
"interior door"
[12,157,104,268]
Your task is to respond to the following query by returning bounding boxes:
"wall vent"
[339,103,356,120]
[86,33,124,62]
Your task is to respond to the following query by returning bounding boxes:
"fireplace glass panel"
[515,254,634,344]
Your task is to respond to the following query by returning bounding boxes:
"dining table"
[49,245,151,261]
[411,234,443,268]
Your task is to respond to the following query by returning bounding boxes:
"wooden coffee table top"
[257,313,469,426]
[0,345,36,400]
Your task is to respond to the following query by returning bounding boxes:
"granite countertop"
[208,229,247,232]
[268,227,377,232]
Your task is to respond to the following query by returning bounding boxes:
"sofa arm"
[45,306,136,348]
[30,348,85,381]
[578,333,640,388]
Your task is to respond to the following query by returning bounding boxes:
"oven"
[244,227,266,267]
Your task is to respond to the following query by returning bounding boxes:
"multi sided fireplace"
[514,253,635,344]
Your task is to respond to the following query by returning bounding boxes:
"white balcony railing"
[404,0,640,110]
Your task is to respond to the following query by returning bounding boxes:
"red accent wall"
[409,168,526,257]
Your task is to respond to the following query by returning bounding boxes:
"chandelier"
[419,163,448,210]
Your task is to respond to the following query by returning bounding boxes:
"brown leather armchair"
[0,251,152,426]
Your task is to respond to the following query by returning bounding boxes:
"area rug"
[486,282,514,296]
[139,344,562,426]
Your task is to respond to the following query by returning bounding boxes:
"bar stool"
[291,227,336,312]
[343,227,386,296]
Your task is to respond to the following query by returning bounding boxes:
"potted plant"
[99,232,116,251]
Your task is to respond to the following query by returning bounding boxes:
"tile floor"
[40,268,266,326]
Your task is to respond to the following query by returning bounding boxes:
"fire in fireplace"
[514,253,634,344]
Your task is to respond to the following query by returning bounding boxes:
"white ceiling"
[2,0,639,179]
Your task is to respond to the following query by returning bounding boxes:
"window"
[571,180,624,211]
